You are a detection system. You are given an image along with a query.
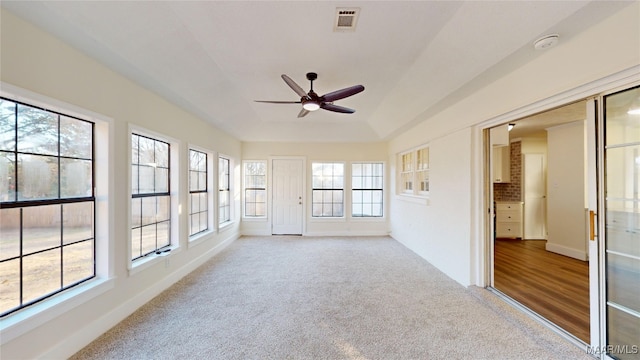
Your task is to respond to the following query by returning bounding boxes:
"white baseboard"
[303,231,390,237]
[42,233,239,359]
[545,242,587,261]
[241,230,272,236]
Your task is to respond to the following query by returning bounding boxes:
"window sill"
[0,276,115,345]
[349,216,386,222]
[129,246,181,276]
[309,217,347,223]
[219,221,234,232]
[241,217,268,222]
[188,230,215,248]
[395,194,430,205]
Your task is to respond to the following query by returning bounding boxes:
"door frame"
[596,84,640,359]
[477,66,640,353]
[269,156,306,235]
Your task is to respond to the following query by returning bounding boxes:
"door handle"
[589,210,596,241]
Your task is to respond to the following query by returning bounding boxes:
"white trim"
[310,160,346,219]
[128,125,182,272]
[38,233,239,359]
[479,66,640,130]
[0,83,116,344]
[0,278,115,345]
[303,230,389,237]
[187,144,216,240]
[476,66,640,350]
[545,242,587,261]
[241,159,268,220]
[349,161,386,219]
[217,154,233,228]
[395,194,430,205]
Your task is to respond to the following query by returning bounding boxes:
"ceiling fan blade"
[254,100,301,104]
[321,85,364,102]
[321,103,356,114]
[297,108,310,118]
[281,74,308,98]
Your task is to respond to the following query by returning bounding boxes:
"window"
[416,147,429,194]
[188,149,208,236]
[399,152,413,194]
[131,133,170,260]
[312,162,344,217]
[352,163,383,217]
[0,98,95,317]
[243,161,266,217]
[397,146,429,197]
[218,156,231,224]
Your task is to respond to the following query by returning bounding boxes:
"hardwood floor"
[494,239,590,343]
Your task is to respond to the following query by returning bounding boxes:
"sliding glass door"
[602,85,640,360]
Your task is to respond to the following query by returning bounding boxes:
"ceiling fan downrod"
[306,72,317,92]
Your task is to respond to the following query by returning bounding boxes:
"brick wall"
[494,141,521,201]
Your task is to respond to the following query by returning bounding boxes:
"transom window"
[397,146,429,197]
[352,163,383,217]
[312,162,344,217]
[0,98,95,317]
[188,149,208,236]
[218,156,231,224]
[243,161,266,217]
[131,133,170,260]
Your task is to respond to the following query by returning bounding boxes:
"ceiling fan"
[255,72,365,118]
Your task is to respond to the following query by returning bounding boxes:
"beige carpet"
[71,236,592,359]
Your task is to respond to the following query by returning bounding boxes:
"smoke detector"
[334,8,360,32]
[533,34,559,50]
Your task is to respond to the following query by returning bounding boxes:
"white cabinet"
[493,145,511,183]
[496,201,523,239]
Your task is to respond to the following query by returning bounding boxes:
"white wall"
[389,128,472,285]
[545,121,587,260]
[0,2,639,358]
[388,2,639,286]
[1,10,242,359]
[241,141,389,236]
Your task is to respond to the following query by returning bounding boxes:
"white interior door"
[272,159,304,235]
[523,153,547,239]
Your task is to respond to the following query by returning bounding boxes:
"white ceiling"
[1,1,633,142]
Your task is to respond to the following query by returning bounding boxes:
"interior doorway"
[489,100,592,343]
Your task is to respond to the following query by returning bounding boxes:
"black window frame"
[188,149,208,236]
[0,97,96,317]
[130,133,171,261]
[351,162,384,217]
[243,161,266,218]
[218,156,231,224]
[311,162,344,218]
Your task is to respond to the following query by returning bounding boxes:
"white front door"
[523,153,547,239]
[272,159,304,235]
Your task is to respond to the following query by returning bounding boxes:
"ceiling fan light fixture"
[303,101,320,111]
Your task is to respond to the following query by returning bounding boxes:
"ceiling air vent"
[334,7,360,32]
